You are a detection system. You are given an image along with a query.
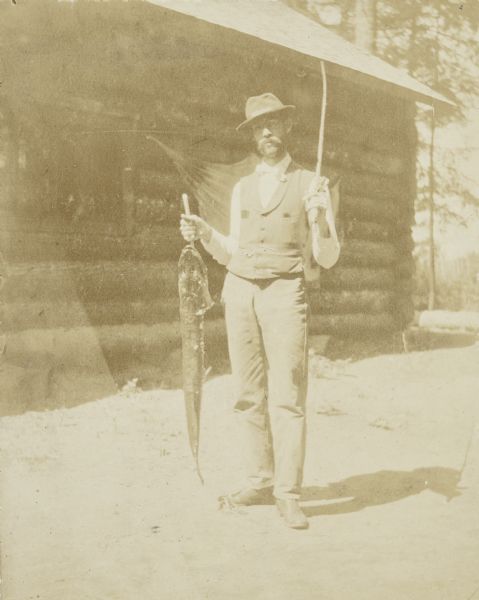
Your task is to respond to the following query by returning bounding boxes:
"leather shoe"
[276,499,309,529]
[220,487,274,507]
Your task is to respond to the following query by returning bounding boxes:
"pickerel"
[178,193,213,483]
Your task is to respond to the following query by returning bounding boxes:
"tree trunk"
[0,99,19,210]
[354,0,377,52]
[427,108,437,310]
[427,15,440,311]
[416,310,479,333]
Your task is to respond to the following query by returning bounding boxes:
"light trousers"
[222,272,309,500]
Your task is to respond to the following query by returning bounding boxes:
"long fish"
[178,193,213,483]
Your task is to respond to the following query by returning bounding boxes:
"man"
[180,93,340,529]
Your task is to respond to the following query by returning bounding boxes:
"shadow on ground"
[0,335,231,416]
[1,328,475,417]
[301,466,463,517]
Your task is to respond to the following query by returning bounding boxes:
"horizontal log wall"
[307,79,415,335]
[1,5,418,357]
[3,260,225,306]
[292,78,415,333]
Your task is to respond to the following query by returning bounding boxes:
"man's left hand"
[304,191,329,213]
[304,175,330,225]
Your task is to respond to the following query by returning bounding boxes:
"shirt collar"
[256,153,291,177]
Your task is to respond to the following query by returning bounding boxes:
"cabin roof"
[146,0,453,107]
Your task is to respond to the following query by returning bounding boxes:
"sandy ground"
[1,343,479,600]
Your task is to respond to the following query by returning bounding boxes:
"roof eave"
[320,59,455,109]
[146,0,455,109]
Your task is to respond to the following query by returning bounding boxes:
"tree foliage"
[286,0,479,309]
[287,0,479,212]
[287,0,478,113]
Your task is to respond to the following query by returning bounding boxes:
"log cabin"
[0,0,452,400]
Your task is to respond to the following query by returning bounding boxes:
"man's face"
[251,114,292,160]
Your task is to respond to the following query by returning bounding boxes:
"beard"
[257,137,285,160]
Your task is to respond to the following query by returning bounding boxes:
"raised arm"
[303,176,340,270]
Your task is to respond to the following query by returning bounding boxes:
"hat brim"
[236,105,296,132]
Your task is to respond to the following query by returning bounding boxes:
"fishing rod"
[308,60,340,266]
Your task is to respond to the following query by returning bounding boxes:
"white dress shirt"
[256,152,292,208]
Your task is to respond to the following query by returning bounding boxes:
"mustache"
[258,136,282,148]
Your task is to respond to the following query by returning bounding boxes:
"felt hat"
[236,93,295,131]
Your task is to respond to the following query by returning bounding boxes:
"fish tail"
[195,456,204,485]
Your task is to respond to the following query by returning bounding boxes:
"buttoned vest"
[227,162,314,280]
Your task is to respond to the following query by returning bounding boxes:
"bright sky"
[414,106,479,260]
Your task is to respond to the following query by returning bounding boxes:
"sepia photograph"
[0,0,478,598]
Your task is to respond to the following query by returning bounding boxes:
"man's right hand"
[180,214,212,243]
